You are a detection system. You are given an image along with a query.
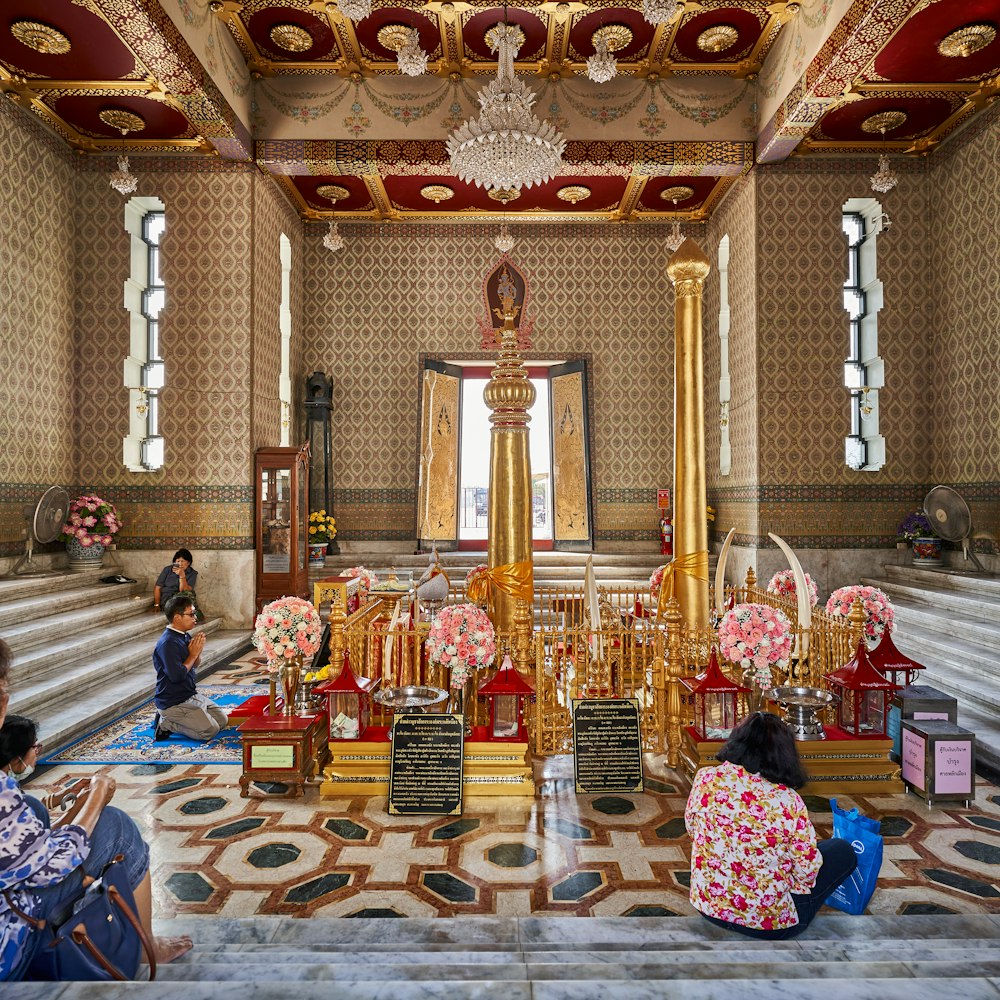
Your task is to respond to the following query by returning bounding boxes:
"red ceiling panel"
[819,96,958,141]
[463,8,547,61]
[52,94,191,139]
[0,0,135,79]
[245,7,337,62]
[291,175,374,212]
[638,175,716,212]
[673,7,763,63]
[354,7,440,59]
[569,9,655,61]
[874,0,1000,83]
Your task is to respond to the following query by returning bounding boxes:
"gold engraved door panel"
[417,360,461,551]
[549,360,593,551]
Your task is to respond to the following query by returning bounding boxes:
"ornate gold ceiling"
[1,0,998,222]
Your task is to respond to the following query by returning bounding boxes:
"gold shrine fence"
[317,568,862,768]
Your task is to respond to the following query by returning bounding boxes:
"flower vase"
[66,537,105,572]
[449,673,475,736]
[911,537,942,566]
[280,656,303,717]
[742,668,766,714]
[308,542,327,566]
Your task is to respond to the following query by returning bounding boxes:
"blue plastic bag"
[824,798,883,915]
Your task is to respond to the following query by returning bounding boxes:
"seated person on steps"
[152,595,228,742]
[152,548,200,620]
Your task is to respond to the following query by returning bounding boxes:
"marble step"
[892,624,1000,695]
[879,564,1000,600]
[0,579,147,630]
[887,600,1000,647]
[0,566,109,602]
[865,577,1000,625]
[1,593,154,654]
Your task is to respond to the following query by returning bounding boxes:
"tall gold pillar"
[484,275,535,635]
[667,239,711,629]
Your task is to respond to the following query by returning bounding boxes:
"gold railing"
[323,576,860,767]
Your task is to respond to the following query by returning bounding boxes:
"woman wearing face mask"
[0,647,192,981]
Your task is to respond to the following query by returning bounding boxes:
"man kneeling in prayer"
[151,594,228,741]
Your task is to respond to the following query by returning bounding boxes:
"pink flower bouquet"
[344,566,379,600]
[426,602,497,689]
[465,564,488,592]
[718,602,793,688]
[59,493,121,547]
[253,596,323,668]
[766,569,819,607]
[825,585,895,643]
[649,564,668,601]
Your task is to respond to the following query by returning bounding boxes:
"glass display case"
[255,444,310,611]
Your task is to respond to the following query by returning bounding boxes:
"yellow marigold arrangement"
[308,510,336,544]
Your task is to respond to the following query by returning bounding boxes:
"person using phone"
[151,594,228,742]
[151,548,198,616]
[0,640,191,981]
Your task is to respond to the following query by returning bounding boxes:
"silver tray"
[374,685,448,711]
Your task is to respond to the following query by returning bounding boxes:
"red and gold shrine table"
[238,711,329,798]
[681,725,903,796]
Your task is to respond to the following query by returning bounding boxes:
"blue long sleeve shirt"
[153,628,197,710]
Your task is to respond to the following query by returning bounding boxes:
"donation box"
[900,719,975,806]
[887,685,959,761]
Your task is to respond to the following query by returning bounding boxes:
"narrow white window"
[842,198,887,472]
[279,234,292,446]
[122,197,166,471]
[717,234,731,476]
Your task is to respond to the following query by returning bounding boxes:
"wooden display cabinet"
[255,444,310,611]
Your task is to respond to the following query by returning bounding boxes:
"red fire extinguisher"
[660,511,673,557]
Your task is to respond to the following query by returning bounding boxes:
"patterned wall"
[0,101,77,554]
[301,226,680,541]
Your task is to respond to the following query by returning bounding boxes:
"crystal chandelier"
[495,222,515,254]
[110,155,138,195]
[586,36,617,83]
[337,0,371,23]
[447,23,565,192]
[643,0,683,27]
[323,220,345,252]
[396,27,428,77]
[869,154,897,194]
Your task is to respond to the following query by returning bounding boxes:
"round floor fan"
[924,485,985,573]
[5,486,69,577]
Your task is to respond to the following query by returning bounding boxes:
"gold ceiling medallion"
[98,108,145,134]
[556,185,591,204]
[696,24,739,53]
[11,20,71,55]
[488,188,521,204]
[377,24,412,52]
[316,184,350,202]
[938,23,996,58]
[420,184,454,204]
[860,110,907,133]
[591,24,633,53]
[270,23,313,53]
[660,185,695,202]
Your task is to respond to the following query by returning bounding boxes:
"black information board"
[572,698,644,793]
[388,713,465,815]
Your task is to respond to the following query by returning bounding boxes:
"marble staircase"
[6,913,1000,997]
[863,564,1000,776]
[0,568,250,753]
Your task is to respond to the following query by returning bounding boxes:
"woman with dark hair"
[152,548,199,616]
[685,711,857,939]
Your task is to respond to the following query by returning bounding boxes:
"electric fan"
[5,486,70,577]
[923,485,984,573]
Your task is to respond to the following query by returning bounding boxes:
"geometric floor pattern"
[28,754,1000,921]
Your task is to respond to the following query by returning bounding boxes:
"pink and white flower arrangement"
[649,564,668,600]
[718,602,793,688]
[426,602,497,689]
[59,494,121,548]
[253,595,323,668]
[766,569,819,607]
[344,566,379,600]
[465,563,488,592]
[825,585,895,642]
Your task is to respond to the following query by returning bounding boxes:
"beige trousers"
[160,691,229,740]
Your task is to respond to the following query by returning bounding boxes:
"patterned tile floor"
[27,753,1000,921]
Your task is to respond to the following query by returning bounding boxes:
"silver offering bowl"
[374,685,448,712]
[764,686,837,741]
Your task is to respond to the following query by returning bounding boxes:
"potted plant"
[897,510,942,566]
[59,494,121,571]
[307,510,336,566]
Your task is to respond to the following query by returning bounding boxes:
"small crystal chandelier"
[103,110,143,196]
[110,154,138,196]
[396,27,428,76]
[447,23,565,192]
[323,220,345,252]
[870,128,898,194]
[586,35,617,83]
[337,0,371,23]
[495,222,515,254]
[643,0,683,27]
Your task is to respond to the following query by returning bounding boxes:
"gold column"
[483,275,535,636]
[667,239,711,629]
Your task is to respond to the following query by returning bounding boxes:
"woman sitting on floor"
[684,710,857,939]
[0,643,192,981]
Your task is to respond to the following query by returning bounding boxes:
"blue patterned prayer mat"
[41,686,266,765]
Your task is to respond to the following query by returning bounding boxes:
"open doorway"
[458,368,553,549]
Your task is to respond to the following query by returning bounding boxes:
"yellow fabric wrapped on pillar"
[655,550,709,618]
[466,559,533,606]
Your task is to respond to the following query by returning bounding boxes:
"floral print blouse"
[0,774,90,980]
[685,760,821,930]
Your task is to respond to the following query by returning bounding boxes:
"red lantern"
[681,648,749,741]
[477,655,535,741]
[868,630,924,689]
[314,652,379,740]
[824,638,899,737]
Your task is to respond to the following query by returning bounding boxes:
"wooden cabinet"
[255,444,310,611]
